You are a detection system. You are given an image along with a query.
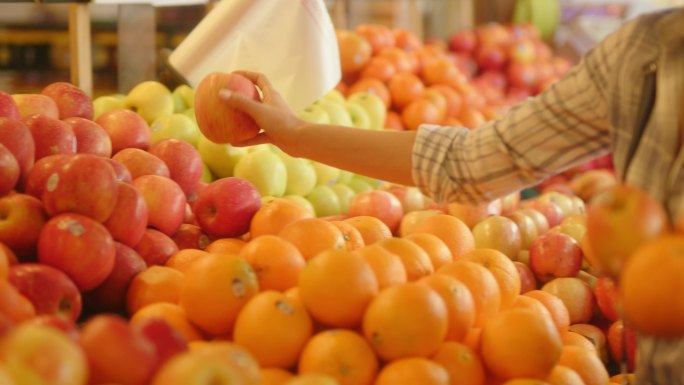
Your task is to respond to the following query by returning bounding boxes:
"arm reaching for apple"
[218,71,417,186]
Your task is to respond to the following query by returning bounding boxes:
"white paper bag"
[168,0,341,113]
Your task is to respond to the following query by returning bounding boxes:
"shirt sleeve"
[411,17,633,205]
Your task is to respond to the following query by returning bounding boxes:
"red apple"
[41,82,93,119]
[606,319,637,372]
[0,193,47,259]
[42,153,119,222]
[0,278,36,324]
[194,72,260,144]
[521,199,564,228]
[507,62,538,89]
[95,109,151,153]
[507,38,536,64]
[0,91,20,118]
[104,181,149,247]
[23,114,77,160]
[37,212,116,291]
[528,232,582,283]
[62,117,112,157]
[514,261,537,293]
[171,224,211,250]
[12,94,59,119]
[8,263,82,321]
[0,117,35,182]
[0,143,19,196]
[132,175,187,236]
[378,184,425,214]
[24,153,72,198]
[542,277,595,325]
[104,157,133,183]
[476,45,507,71]
[80,314,157,385]
[348,190,404,234]
[475,22,512,47]
[132,317,189,373]
[112,148,171,179]
[134,228,179,266]
[448,29,477,53]
[83,242,147,314]
[148,139,203,196]
[194,177,262,238]
[594,275,620,322]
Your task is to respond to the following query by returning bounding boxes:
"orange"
[362,282,448,361]
[421,57,467,88]
[355,24,395,54]
[431,341,486,385]
[419,274,476,342]
[399,209,442,237]
[238,235,306,291]
[384,110,405,130]
[511,295,553,322]
[278,218,345,260]
[388,72,425,110]
[401,98,442,131]
[461,248,521,309]
[377,237,434,281]
[547,365,585,385]
[250,198,313,239]
[179,253,259,336]
[609,373,635,384]
[126,265,185,315]
[501,380,551,385]
[337,29,372,76]
[375,357,449,385]
[130,302,204,342]
[620,234,684,338]
[261,368,294,385]
[402,214,475,259]
[353,244,407,289]
[204,238,246,255]
[298,329,378,385]
[378,46,416,74]
[480,308,562,381]
[556,346,609,385]
[343,216,392,245]
[233,291,312,369]
[393,27,423,51]
[404,233,453,269]
[437,260,501,327]
[524,290,571,332]
[559,331,596,354]
[430,84,463,119]
[165,248,210,274]
[463,327,482,353]
[346,78,391,108]
[298,249,378,328]
[285,373,339,385]
[330,220,365,251]
[359,56,396,83]
[567,324,608,364]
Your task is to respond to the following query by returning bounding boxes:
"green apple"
[312,161,341,186]
[93,95,126,119]
[283,194,316,215]
[197,134,247,178]
[305,185,342,217]
[345,101,372,129]
[126,81,175,124]
[200,161,213,183]
[314,99,353,127]
[246,144,275,153]
[298,104,330,124]
[150,113,201,146]
[277,152,317,196]
[353,173,381,188]
[347,178,375,194]
[337,169,354,185]
[331,183,356,213]
[347,91,387,130]
[234,150,287,197]
[172,84,195,112]
[322,89,346,104]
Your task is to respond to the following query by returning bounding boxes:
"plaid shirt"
[412,8,684,385]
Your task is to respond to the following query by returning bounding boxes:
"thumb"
[218,89,265,117]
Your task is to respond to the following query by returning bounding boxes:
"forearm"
[288,123,417,186]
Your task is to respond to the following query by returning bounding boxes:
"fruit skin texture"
[194,72,260,145]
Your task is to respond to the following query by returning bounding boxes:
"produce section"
[0,2,683,385]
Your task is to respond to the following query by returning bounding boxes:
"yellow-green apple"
[585,184,669,278]
[134,228,179,266]
[25,314,79,342]
[197,134,247,178]
[200,161,213,183]
[399,209,442,237]
[344,101,372,129]
[0,117,34,182]
[282,194,316,215]
[352,173,380,188]
[0,144,19,196]
[234,150,287,197]
[322,89,346,104]
[606,319,637,372]
[104,181,149,247]
[194,72,260,144]
[520,199,564,228]
[149,350,241,385]
[0,323,87,385]
[93,95,126,119]
[548,219,587,246]
[503,210,538,250]
[593,275,619,322]
[0,193,47,259]
[126,81,175,124]
[149,139,203,196]
[537,191,576,217]
[0,91,19,118]
[349,190,403,234]
[312,162,341,187]
[42,154,119,222]
[112,148,170,180]
[471,215,522,260]
[132,317,189,373]
[62,117,112,157]
[37,213,116,291]
[83,242,147,314]
[298,104,330,124]
[41,82,93,119]
[446,199,501,228]
[11,94,59,119]
[95,109,151,153]
[171,223,211,250]
[347,176,375,193]
[150,113,200,147]
[186,342,261,385]
[569,169,618,202]
[331,183,356,213]
[337,169,354,185]
[305,185,342,217]
[277,153,316,196]
[132,175,186,236]
[347,91,387,130]
[194,177,262,238]
[514,261,537,293]
[103,157,133,183]
[22,114,76,160]
[517,207,550,235]
[542,277,595,325]
[172,84,195,112]
[8,263,81,321]
[528,232,582,283]
[378,184,425,213]
[80,314,157,385]
[500,191,520,214]
[314,99,353,127]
